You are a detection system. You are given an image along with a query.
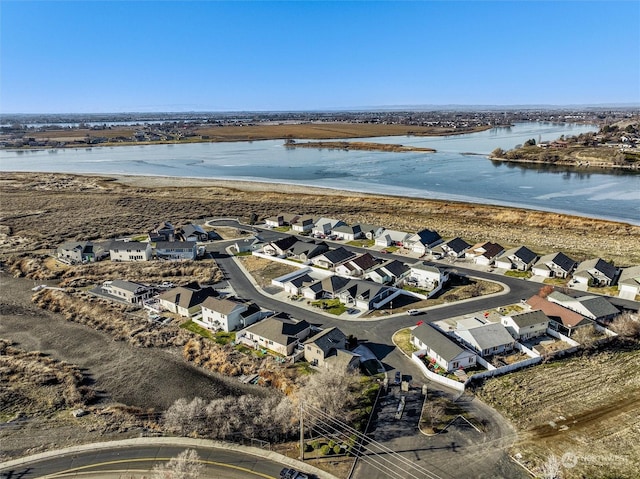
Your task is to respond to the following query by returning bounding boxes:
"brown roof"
[526,295,587,328]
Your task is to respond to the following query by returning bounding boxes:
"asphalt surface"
[0,445,285,479]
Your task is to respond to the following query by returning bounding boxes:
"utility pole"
[299,401,304,460]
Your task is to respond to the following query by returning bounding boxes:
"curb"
[0,437,339,479]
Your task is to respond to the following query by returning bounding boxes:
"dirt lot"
[473,342,640,478]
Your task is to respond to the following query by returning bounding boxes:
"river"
[1,122,639,224]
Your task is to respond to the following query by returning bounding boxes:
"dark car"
[394,371,402,385]
[280,468,309,479]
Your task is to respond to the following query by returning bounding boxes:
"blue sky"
[1,1,639,113]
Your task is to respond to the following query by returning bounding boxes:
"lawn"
[179,320,214,340]
[504,270,532,279]
[392,328,417,356]
[347,239,375,248]
[311,299,347,315]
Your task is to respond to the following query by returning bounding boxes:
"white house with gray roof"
[155,241,197,261]
[57,241,95,264]
[109,241,152,262]
[494,246,538,271]
[547,291,619,322]
[332,224,363,241]
[312,218,346,236]
[501,310,550,340]
[454,322,515,357]
[312,247,357,269]
[411,324,476,372]
[198,297,262,332]
[408,262,449,289]
[374,229,411,247]
[532,252,577,279]
[573,258,619,287]
[405,229,443,256]
[101,280,154,304]
[618,266,640,300]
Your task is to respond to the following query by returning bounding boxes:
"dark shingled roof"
[304,327,347,354]
[321,247,357,265]
[244,316,310,346]
[272,235,299,252]
[445,237,471,254]
[513,246,538,264]
[412,324,469,362]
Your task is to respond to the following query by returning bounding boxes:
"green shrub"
[320,445,332,456]
[333,445,342,455]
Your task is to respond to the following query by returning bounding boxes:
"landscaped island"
[283,140,436,153]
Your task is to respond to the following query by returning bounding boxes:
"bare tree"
[609,311,640,339]
[539,453,563,479]
[153,449,203,479]
[572,324,597,350]
[163,397,207,436]
[296,368,358,424]
[424,400,445,431]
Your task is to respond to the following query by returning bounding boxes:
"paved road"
[0,445,285,479]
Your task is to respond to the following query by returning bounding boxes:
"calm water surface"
[2,122,639,224]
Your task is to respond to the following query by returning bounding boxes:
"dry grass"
[238,255,300,288]
[474,341,640,478]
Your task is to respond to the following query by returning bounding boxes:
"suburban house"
[573,258,619,287]
[365,260,410,285]
[157,284,218,318]
[291,217,315,233]
[454,321,515,357]
[357,223,385,240]
[198,297,262,332]
[265,215,285,228]
[618,265,640,300]
[501,310,550,340]
[374,229,411,248]
[337,279,401,311]
[332,224,363,241]
[57,241,95,264]
[288,240,329,262]
[466,242,505,266]
[237,316,311,356]
[494,246,538,271]
[312,247,358,269]
[411,323,477,372]
[441,237,472,258]
[405,229,443,256]
[263,236,299,257]
[179,224,210,242]
[526,294,592,335]
[334,252,381,277]
[302,276,351,301]
[312,218,346,237]
[101,280,154,304]
[149,221,175,242]
[304,327,360,371]
[109,241,152,262]
[531,252,577,279]
[281,272,320,296]
[408,262,448,290]
[233,236,264,253]
[547,291,619,322]
[155,241,197,261]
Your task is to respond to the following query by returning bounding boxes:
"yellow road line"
[42,457,277,479]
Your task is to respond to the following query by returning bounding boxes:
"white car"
[407,309,421,316]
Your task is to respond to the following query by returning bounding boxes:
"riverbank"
[1,172,639,265]
[284,140,436,153]
[1,122,493,150]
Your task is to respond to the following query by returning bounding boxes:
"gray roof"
[456,323,514,350]
[410,261,442,274]
[340,279,392,302]
[412,324,469,362]
[155,241,196,250]
[290,240,328,257]
[574,296,620,319]
[576,258,618,281]
[108,279,149,293]
[536,252,576,273]
[619,266,640,286]
[244,316,310,346]
[333,224,362,235]
[380,259,409,278]
[508,310,550,328]
[325,349,361,369]
[110,240,149,251]
[201,297,245,315]
[271,235,299,252]
[304,327,347,354]
[158,285,217,308]
[181,224,207,236]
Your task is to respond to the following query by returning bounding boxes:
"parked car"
[280,468,309,479]
[407,309,421,316]
[394,371,402,385]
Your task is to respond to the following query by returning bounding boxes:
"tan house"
[237,316,311,356]
[157,285,217,318]
[304,327,360,371]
